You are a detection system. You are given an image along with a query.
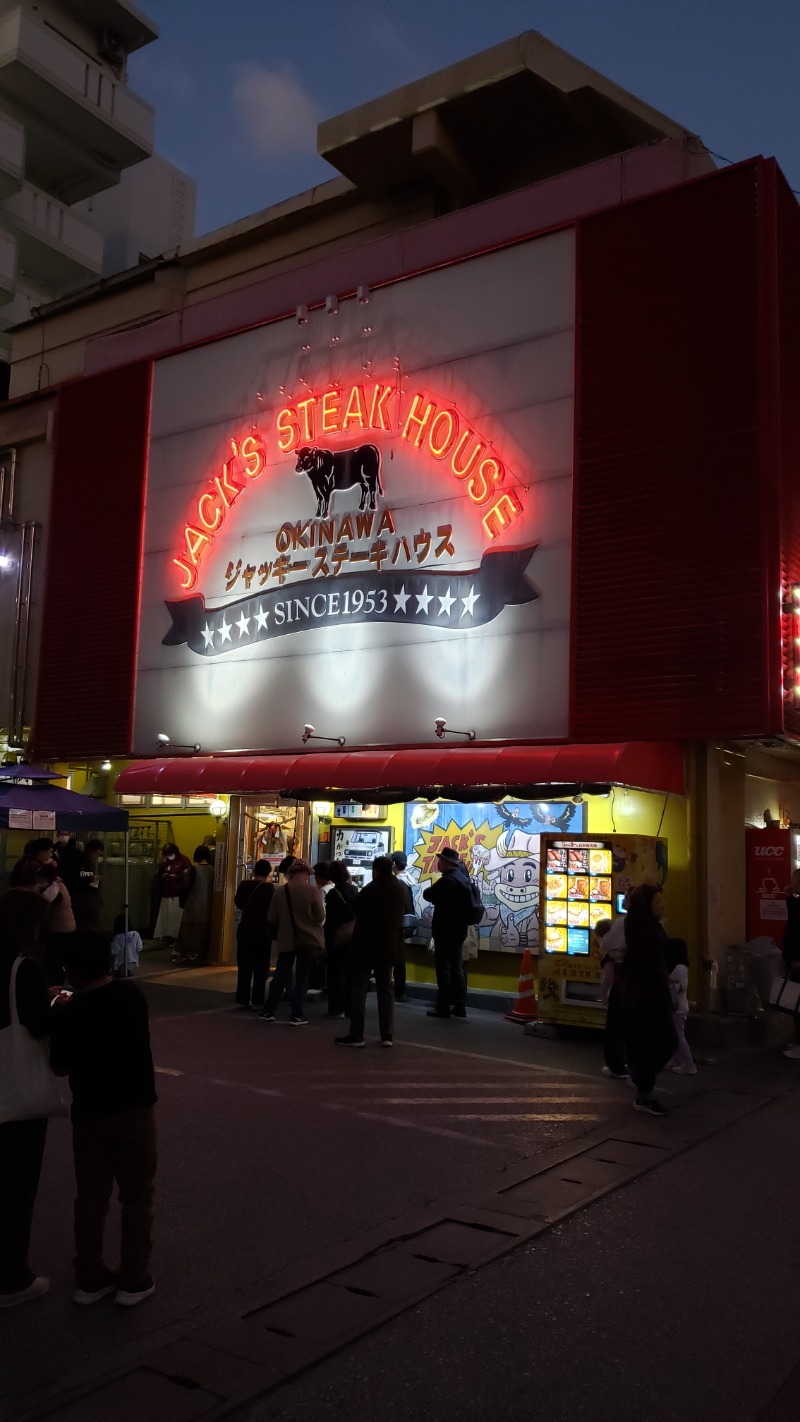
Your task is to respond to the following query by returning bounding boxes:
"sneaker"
[289,1015,309,1026]
[426,1009,451,1019]
[335,1035,365,1047]
[380,1037,393,1048]
[258,1011,276,1022]
[305,989,323,999]
[451,1005,467,1019]
[115,1279,155,1307]
[601,1066,630,1079]
[671,1064,698,1075]
[323,1011,346,1020]
[783,1044,800,1059]
[0,1277,49,1309]
[73,1272,117,1306]
[634,1097,668,1117]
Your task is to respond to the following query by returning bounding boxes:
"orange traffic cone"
[504,947,537,1023]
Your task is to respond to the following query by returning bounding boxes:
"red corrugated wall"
[33,362,151,759]
[572,160,780,741]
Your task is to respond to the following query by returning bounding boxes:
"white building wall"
[75,154,196,276]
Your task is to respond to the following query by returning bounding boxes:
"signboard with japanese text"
[133,233,575,752]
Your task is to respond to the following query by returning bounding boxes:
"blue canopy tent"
[0,768,130,925]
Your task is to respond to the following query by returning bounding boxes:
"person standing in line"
[315,860,355,1020]
[598,903,630,1079]
[259,860,325,1026]
[327,860,358,1017]
[389,851,416,1002]
[72,840,105,932]
[781,869,800,1060]
[151,843,191,944]
[336,856,408,1048]
[665,937,696,1074]
[173,847,214,964]
[234,860,275,1009]
[11,841,75,985]
[0,890,53,1309]
[618,883,677,1117]
[49,932,158,1307]
[422,847,470,1020]
[192,834,217,862]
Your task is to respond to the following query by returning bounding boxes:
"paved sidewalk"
[230,1084,800,1422]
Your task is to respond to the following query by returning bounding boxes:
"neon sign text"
[173,433,266,590]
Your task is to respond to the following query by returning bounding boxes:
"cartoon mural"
[403,801,585,954]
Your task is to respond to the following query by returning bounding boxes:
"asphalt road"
[231,1087,800,1422]
[1,974,796,1422]
[1,980,661,1414]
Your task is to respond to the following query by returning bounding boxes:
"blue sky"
[130,0,800,237]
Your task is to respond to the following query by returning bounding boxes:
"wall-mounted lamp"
[325,294,339,317]
[312,800,333,818]
[433,717,476,742]
[301,723,346,747]
[0,553,15,570]
[100,759,112,772]
[296,304,308,325]
[157,732,200,753]
[208,797,227,820]
[357,285,370,304]
[572,790,584,805]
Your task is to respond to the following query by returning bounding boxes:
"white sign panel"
[133,233,575,753]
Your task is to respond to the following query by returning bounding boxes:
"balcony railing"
[0,7,154,200]
[0,109,23,199]
[1,180,103,290]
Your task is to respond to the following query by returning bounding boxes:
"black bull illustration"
[295,444,383,516]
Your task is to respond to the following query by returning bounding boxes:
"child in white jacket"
[666,938,696,1075]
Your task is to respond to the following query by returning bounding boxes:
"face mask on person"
[166,853,176,861]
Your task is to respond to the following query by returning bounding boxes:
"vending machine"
[537,833,667,1029]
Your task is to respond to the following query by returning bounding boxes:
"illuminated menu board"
[543,841,613,955]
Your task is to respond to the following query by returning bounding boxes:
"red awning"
[115,742,684,797]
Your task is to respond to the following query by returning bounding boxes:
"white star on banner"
[254,604,269,631]
[236,611,250,638]
[218,615,232,644]
[415,585,433,615]
[438,586,455,617]
[461,586,480,618]
[201,623,214,649]
[394,585,410,613]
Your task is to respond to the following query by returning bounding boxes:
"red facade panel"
[775,173,800,738]
[572,162,775,741]
[33,363,151,760]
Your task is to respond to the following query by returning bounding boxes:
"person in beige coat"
[259,860,325,1025]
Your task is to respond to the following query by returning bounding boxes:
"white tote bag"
[770,973,800,1014]
[0,957,67,1124]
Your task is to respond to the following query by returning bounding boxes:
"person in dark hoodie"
[423,846,471,1020]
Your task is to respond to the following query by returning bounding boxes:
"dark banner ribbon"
[163,545,538,658]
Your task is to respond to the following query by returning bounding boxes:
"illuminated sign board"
[134,233,575,753]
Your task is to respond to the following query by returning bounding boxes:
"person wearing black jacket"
[618,883,677,1117]
[234,860,275,1009]
[423,846,471,1020]
[335,857,407,1047]
[0,889,53,1309]
[316,860,355,1019]
[49,932,158,1308]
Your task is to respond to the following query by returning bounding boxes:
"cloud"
[232,63,320,159]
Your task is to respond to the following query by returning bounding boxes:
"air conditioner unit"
[98,29,125,71]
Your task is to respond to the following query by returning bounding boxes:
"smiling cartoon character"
[485,831,540,947]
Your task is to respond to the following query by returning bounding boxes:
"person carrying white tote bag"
[0,889,67,1310]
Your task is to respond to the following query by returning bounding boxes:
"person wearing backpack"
[422,847,473,1020]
